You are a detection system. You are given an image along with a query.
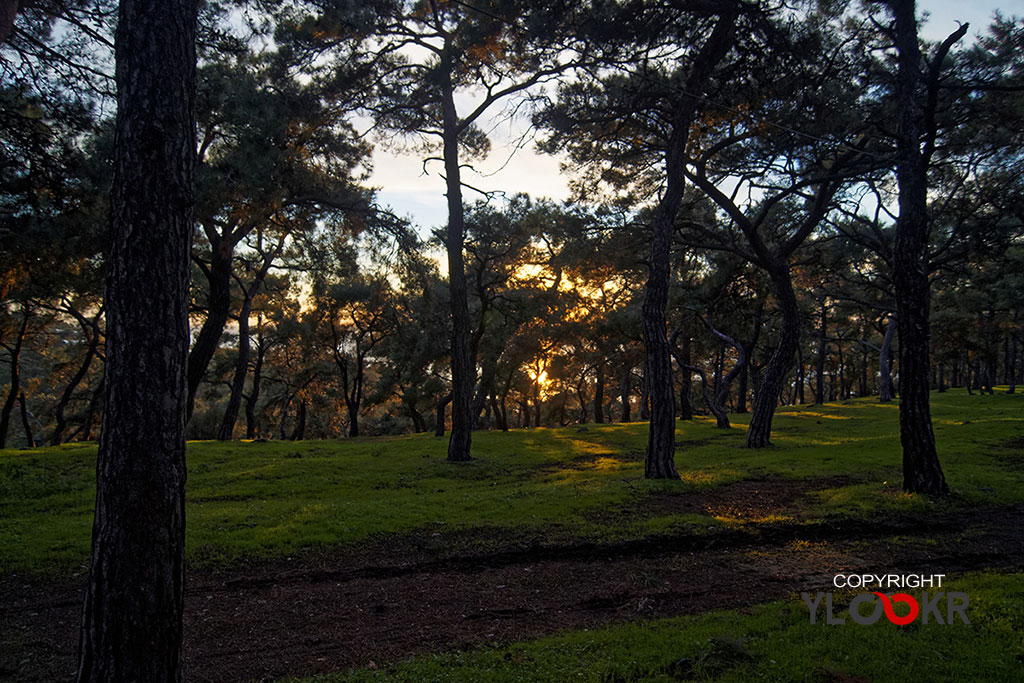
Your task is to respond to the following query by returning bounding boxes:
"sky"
[368,2,1018,232]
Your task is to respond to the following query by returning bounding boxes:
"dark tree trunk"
[471,364,496,429]
[796,345,806,405]
[859,334,869,397]
[51,315,101,446]
[746,265,800,448]
[217,296,253,441]
[434,391,452,437]
[185,242,231,420]
[490,395,507,431]
[72,379,104,443]
[687,365,729,429]
[678,335,694,419]
[438,51,473,461]
[345,358,364,438]
[290,400,307,441]
[0,312,29,448]
[891,0,949,494]
[576,380,587,424]
[815,299,827,404]
[879,316,896,402]
[18,391,35,447]
[619,369,632,423]
[639,109,680,476]
[594,364,605,423]
[76,2,196,680]
[713,341,724,402]
[641,10,737,478]
[937,363,946,392]
[837,339,847,399]
[735,362,749,413]
[244,330,265,439]
[407,398,428,433]
[639,367,651,421]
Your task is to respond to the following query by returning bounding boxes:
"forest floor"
[2,389,1023,681]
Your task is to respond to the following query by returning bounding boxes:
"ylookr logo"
[802,573,969,626]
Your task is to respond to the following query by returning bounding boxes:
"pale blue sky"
[369,1,1018,231]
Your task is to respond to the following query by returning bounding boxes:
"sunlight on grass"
[1,389,1022,577]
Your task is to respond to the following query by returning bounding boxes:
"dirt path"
[3,483,1023,683]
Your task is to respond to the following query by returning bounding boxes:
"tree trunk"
[185,242,231,420]
[407,397,428,433]
[593,364,605,423]
[490,395,507,431]
[217,295,253,441]
[891,0,948,494]
[18,391,35,447]
[0,312,29,448]
[879,316,896,402]
[439,50,473,461]
[837,338,847,399]
[859,336,869,397]
[576,380,587,424]
[815,299,827,405]
[735,361,749,413]
[72,379,104,443]
[641,10,737,477]
[678,335,694,419]
[619,368,631,423]
[793,343,805,405]
[51,316,101,446]
[639,367,651,421]
[76,2,196,680]
[244,330,265,439]
[434,391,452,437]
[746,264,800,448]
[290,399,307,441]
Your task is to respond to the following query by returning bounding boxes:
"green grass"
[1,389,1022,577]
[292,570,1024,682]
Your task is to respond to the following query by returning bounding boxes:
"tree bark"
[18,391,35,447]
[290,399,307,441]
[678,334,693,419]
[186,241,231,420]
[76,1,196,680]
[879,316,896,402]
[52,312,102,446]
[890,0,948,494]
[434,391,452,437]
[71,379,104,443]
[0,311,29,448]
[746,264,800,447]
[641,8,738,478]
[593,364,605,423]
[244,329,265,439]
[439,48,473,462]
[619,368,631,423]
[815,298,827,404]
[217,294,252,441]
